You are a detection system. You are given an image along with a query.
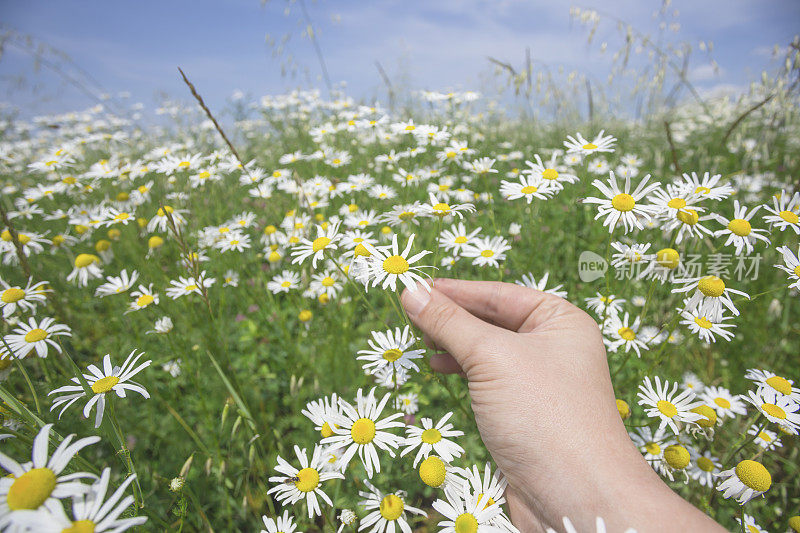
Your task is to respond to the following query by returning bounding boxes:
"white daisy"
[322,388,405,478]
[127,284,159,312]
[460,463,516,532]
[774,245,800,290]
[432,488,510,533]
[515,272,567,298]
[357,325,426,375]
[744,388,800,434]
[744,368,800,402]
[291,222,341,268]
[461,236,511,268]
[603,312,648,357]
[4,317,71,359]
[423,193,475,219]
[165,271,215,299]
[438,223,482,254]
[713,200,770,255]
[260,510,301,533]
[637,376,703,434]
[301,393,342,439]
[66,254,103,287]
[0,424,98,528]
[671,275,749,322]
[0,278,48,317]
[358,480,426,533]
[699,386,747,420]
[523,153,579,189]
[401,412,464,467]
[715,459,772,504]
[499,175,559,203]
[564,130,616,155]
[267,444,343,519]
[677,172,734,201]
[687,449,721,487]
[679,308,736,343]
[48,350,151,428]
[94,270,139,297]
[762,190,800,233]
[267,270,301,294]
[395,393,418,415]
[359,234,433,292]
[584,293,626,318]
[584,172,661,233]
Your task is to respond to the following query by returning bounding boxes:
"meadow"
[0,19,799,532]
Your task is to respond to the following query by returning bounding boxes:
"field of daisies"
[1,58,800,532]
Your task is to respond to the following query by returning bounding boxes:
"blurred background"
[1,0,798,118]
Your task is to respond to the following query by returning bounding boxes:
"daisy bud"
[663,445,690,470]
[616,399,631,420]
[691,405,717,428]
[419,456,446,488]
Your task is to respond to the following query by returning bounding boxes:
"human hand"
[401,278,723,532]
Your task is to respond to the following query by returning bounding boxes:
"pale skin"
[400,278,726,533]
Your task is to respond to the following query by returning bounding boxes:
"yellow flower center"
[383,255,410,274]
[432,203,450,214]
[644,442,661,455]
[676,208,699,225]
[398,211,415,221]
[421,428,442,444]
[320,422,334,438]
[480,249,494,258]
[727,218,752,236]
[136,294,154,307]
[351,418,376,444]
[148,236,164,249]
[178,161,191,168]
[62,520,96,533]
[354,243,371,257]
[157,206,174,216]
[184,284,198,292]
[713,397,731,409]
[735,460,771,492]
[779,210,799,224]
[294,467,319,492]
[698,276,725,297]
[696,457,715,472]
[419,456,446,488]
[308,236,331,253]
[95,240,111,252]
[611,193,635,212]
[379,494,404,520]
[454,236,468,244]
[656,400,678,418]
[616,399,630,419]
[91,375,119,394]
[694,186,711,194]
[691,405,717,428]
[542,168,559,180]
[694,317,713,329]
[667,198,687,209]
[765,375,792,395]
[446,151,456,158]
[268,251,281,262]
[24,328,47,343]
[383,349,403,362]
[298,310,313,322]
[582,143,598,150]
[656,248,680,269]
[7,467,57,510]
[761,403,786,419]
[321,276,335,288]
[757,431,772,442]
[113,212,130,221]
[617,327,636,341]
[664,444,690,470]
[74,253,98,268]
[454,513,479,533]
[1,288,25,303]
[520,185,539,194]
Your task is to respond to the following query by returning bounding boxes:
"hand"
[401,278,723,532]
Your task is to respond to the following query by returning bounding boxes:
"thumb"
[401,283,502,372]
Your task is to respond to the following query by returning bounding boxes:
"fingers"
[432,278,569,332]
[429,353,466,376]
[401,283,504,373]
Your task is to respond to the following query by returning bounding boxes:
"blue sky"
[1,0,798,117]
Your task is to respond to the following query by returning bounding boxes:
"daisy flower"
[629,426,671,469]
[94,270,139,297]
[301,393,341,439]
[377,202,425,227]
[682,372,705,394]
[659,207,716,245]
[432,488,508,533]
[515,272,567,298]
[774,245,800,290]
[357,480,426,533]
[677,172,734,201]
[0,424,98,528]
[422,193,475,219]
[357,325,425,375]
[736,514,766,533]
[460,463,516,532]
[584,293,626,318]
[4,317,71,358]
[215,231,251,253]
[564,130,616,155]
[267,445,343,519]
[712,201,770,255]
[146,205,186,233]
[716,459,772,504]
[359,234,433,292]
[66,254,103,287]
[49,350,151,427]
[401,412,464,467]
[679,308,736,343]
[223,270,239,287]
[0,278,48,317]
[395,392,418,415]
[762,190,800,233]
[637,376,703,434]
[373,365,410,389]
[260,510,301,533]
[499,174,559,203]
[322,388,405,478]
[744,388,800,434]
[687,449,721,487]
[748,424,782,451]
[523,153,579,189]
[465,156,498,175]
[146,317,173,335]
[671,275,749,321]
[309,270,343,300]
[461,236,511,268]
[438,223,482,254]
[699,386,747,420]
[610,242,653,269]
[291,222,341,268]
[18,468,147,532]
[584,172,661,233]
[165,271,215,299]
[128,284,159,312]
[744,368,800,401]
[267,270,301,294]
[337,509,358,532]
[603,312,648,357]
[648,184,704,221]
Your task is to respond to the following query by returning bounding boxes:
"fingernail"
[402,286,432,316]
